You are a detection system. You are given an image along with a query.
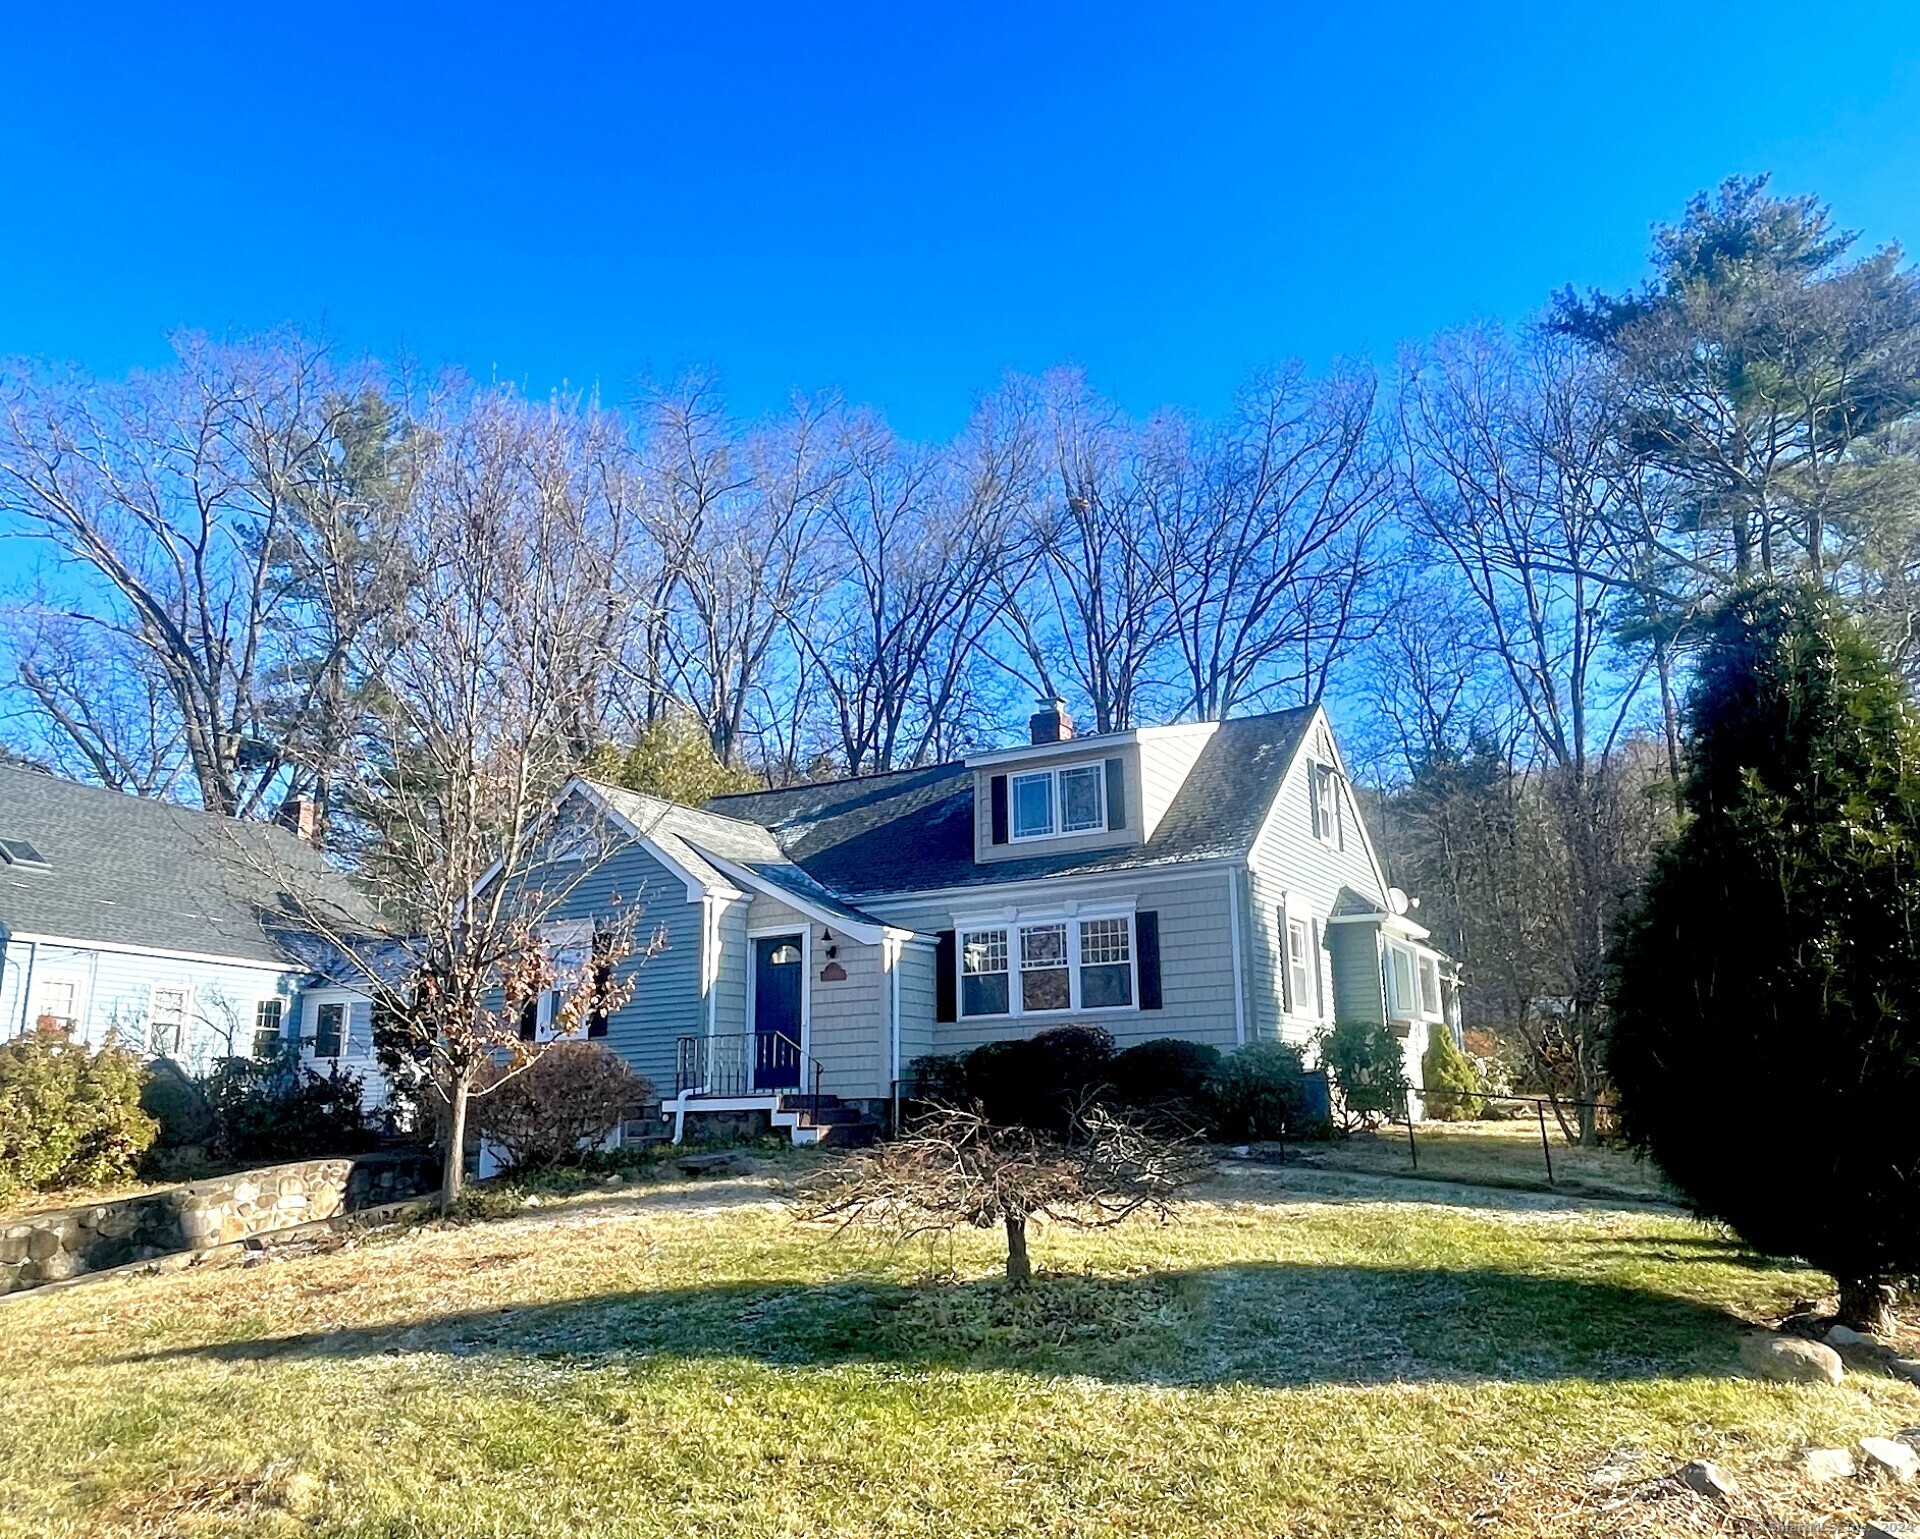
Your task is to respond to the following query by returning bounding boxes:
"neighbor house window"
[961,929,1010,1016]
[252,999,285,1058]
[958,914,1137,1017]
[1285,918,1314,1015]
[313,1001,345,1059]
[35,979,78,1034]
[1019,923,1071,1012]
[1010,772,1054,839]
[1078,917,1133,1007]
[148,987,190,1056]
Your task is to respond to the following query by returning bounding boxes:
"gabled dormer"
[966,700,1223,865]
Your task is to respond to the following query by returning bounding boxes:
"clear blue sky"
[2,2,1918,437]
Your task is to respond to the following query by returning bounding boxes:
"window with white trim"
[148,986,191,1056]
[1309,763,1344,847]
[961,929,1010,1016]
[312,1000,345,1059]
[958,913,1137,1017]
[1010,772,1054,839]
[1285,918,1314,1015]
[35,978,78,1034]
[1418,955,1441,1017]
[1009,765,1107,842]
[1079,917,1133,1008]
[1384,943,1417,1019]
[1019,923,1070,1012]
[252,999,285,1058]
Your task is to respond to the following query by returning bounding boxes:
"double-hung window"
[252,999,285,1058]
[35,979,78,1034]
[1384,944,1418,1020]
[149,987,190,1056]
[1019,923,1070,1011]
[958,913,1136,1017]
[1285,918,1315,1015]
[1009,765,1106,841]
[1309,763,1344,847]
[961,929,1010,1016]
[312,1001,345,1059]
[1078,917,1133,1007]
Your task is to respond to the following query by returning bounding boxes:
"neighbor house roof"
[0,766,374,966]
[707,707,1319,899]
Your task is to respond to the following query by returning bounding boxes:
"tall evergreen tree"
[1610,584,1920,1328]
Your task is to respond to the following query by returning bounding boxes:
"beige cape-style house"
[512,700,1461,1144]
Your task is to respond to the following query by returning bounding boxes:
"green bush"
[1109,1039,1221,1122]
[203,1045,374,1161]
[1207,1040,1314,1140]
[0,1025,157,1202]
[1319,1018,1410,1126]
[908,1052,971,1107]
[1420,1028,1483,1122]
[965,1025,1115,1132]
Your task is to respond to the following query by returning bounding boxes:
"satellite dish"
[1386,887,1410,916]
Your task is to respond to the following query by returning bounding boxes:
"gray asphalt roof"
[0,766,375,965]
[707,707,1318,899]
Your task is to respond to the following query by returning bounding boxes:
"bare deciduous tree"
[797,1104,1207,1284]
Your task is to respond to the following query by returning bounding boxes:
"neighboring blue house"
[512,701,1461,1142]
[0,766,381,1095]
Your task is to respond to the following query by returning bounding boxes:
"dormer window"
[1009,764,1106,842]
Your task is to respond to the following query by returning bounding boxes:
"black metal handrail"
[675,1032,824,1120]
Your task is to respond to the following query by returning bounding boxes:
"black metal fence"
[674,1032,823,1119]
[1394,1084,1619,1188]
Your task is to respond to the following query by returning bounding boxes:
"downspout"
[1227,868,1248,1046]
[15,939,38,1035]
[889,935,902,1128]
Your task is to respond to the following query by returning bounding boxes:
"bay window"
[958,912,1137,1017]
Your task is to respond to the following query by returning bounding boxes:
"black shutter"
[989,775,1009,845]
[518,995,539,1041]
[1104,757,1127,831]
[935,930,958,1021]
[1136,910,1162,1010]
[587,935,612,1039]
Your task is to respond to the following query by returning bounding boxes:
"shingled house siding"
[896,941,937,1079]
[746,893,890,1100]
[874,869,1240,1058]
[1244,732,1392,1048]
[517,842,704,1099]
[1135,726,1220,839]
[1327,925,1386,1028]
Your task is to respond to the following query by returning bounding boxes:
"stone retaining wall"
[0,1150,440,1295]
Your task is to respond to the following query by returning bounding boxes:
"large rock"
[1860,1437,1920,1482]
[1889,1358,1920,1386]
[1739,1330,1844,1386]
[1801,1447,1856,1481]
[678,1151,758,1179]
[1677,1460,1738,1500]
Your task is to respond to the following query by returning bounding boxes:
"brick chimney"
[1028,697,1075,745]
[275,795,322,848]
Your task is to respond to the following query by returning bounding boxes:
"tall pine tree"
[1610,584,1920,1328]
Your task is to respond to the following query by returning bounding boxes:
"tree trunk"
[1837,1273,1898,1334]
[1004,1215,1032,1286]
[441,1069,471,1212]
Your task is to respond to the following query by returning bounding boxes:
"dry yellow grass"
[0,1157,1915,1538]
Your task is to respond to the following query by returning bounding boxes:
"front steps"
[663,1090,884,1147]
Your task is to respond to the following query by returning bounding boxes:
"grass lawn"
[1299,1119,1678,1204]
[2,1157,1917,1538]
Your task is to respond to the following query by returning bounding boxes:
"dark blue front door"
[753,935,804,1089]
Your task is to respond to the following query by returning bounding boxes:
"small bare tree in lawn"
[797,1105,1208,1285]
